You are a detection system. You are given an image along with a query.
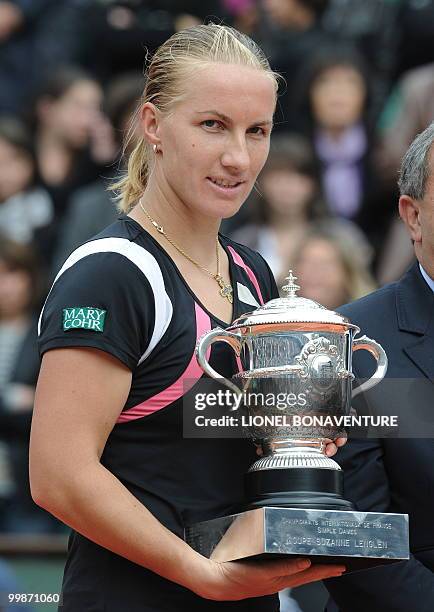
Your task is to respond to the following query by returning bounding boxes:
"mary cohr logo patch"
[63,307,106,332]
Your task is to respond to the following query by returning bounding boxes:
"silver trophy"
[187,272,409,568]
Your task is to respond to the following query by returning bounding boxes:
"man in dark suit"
[325,122,434,611]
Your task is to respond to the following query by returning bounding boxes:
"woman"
[30,25,345,611]
[295,48,388,237]
[0,117,55,267]
[31,66,115,218]
[294,224,376,310]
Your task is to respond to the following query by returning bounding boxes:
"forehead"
[316,64,364,82]
[62,81,102,103]
[176,63,276,121]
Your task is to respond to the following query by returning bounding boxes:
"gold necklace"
[139,199,233,304]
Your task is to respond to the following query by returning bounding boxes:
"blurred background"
[0,1,433,610]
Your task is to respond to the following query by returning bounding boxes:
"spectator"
[0,236,53,533]
[0,116,55,267]
[295,47,390,255]
[52,71,144,273]
[293,223,376,309]
[323,0,400,118]
[32,66,113,219]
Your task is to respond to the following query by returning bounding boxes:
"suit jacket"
[325,262,434,612]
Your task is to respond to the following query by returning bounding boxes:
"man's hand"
[195,557,345,601]
[324,436,347,456]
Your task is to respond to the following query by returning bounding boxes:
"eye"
[201,119,223,130]
[248,126,267,136]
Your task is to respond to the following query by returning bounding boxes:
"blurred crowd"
[0,0,434,541]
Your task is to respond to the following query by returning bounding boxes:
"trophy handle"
[351,335,388,398]
[196,328,243,397]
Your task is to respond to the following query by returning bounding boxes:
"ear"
[399,195,422,243]
[140,102,162,148]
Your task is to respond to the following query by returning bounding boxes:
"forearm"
[32,461,211,596]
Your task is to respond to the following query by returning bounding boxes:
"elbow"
[29,469,56,511]
[29,459,66,513]
[30,482,51,511]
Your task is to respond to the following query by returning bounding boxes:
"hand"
[324,436,347,457]
[88,112,118,164]
[195,557,345,601]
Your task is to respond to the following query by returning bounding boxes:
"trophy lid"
[230,271,356,329]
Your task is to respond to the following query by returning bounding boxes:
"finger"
[335,436,347,447]
[280,564,346,589]
[325,443,338,456]
[249,557,311,577]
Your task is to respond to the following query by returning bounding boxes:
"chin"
[196,197,243,220]
[218,201,245,220]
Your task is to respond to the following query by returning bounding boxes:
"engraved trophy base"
[185,506,409,571]
[186,448,409,570]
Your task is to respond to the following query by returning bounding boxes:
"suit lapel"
[396,263,434,380]
[403,337,434,380]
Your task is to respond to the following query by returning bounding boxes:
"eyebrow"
[196,110,273,127]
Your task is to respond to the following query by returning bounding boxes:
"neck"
[416,249,434,283]
[269,210,306,229]
[320,125,349,142]
[130,178,221,267]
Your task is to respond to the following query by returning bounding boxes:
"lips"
[207,177,244,189]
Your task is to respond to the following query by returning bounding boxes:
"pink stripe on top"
[227,245,264,305]
[117,303,211,423]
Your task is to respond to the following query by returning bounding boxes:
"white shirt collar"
[419,263,434,293]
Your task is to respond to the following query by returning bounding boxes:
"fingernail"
[297,558,311,570]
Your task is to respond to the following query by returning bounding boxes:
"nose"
[221,133,250,173]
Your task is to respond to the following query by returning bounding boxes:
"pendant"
[215,275,233,304]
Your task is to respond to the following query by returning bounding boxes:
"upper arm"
[32,246,164,492]
[30,347,132,495]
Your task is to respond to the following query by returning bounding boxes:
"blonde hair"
[111,23,280,212]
